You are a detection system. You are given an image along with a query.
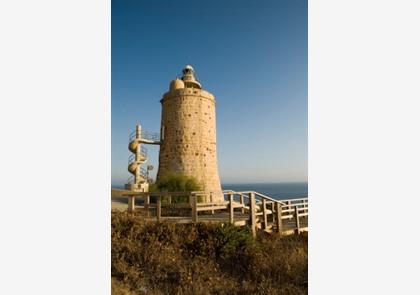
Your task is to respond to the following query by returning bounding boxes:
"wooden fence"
[119,190,308,236]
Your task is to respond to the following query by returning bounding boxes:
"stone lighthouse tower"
[156,65,222,202]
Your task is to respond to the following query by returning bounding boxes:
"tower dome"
[169,78,185,91]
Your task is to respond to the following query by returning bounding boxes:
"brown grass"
[112,211,307,295]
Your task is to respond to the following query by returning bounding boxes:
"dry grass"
[112,211,307,295]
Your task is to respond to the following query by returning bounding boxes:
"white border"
[1,0,420,293]
[310,0,420,293]
[0,1,110,293]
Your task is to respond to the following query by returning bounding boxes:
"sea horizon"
[112,181,307,200]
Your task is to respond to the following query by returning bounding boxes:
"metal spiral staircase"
[124,124,161,191]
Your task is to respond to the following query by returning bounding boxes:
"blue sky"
[112,0,307,185]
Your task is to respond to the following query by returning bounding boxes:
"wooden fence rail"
[119,190,308,237]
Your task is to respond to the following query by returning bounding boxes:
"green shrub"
[215,223,255,257]
[154,172,202,192]
[150,173,204,203]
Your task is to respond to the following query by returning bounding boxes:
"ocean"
[222,183,307,200]
[113,182,307,200]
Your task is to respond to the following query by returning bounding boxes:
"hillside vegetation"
[112,212,307,294]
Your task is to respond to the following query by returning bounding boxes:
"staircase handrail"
[140,146,148,156]
[128,149,147,164]
[129,131,136,141]
[140,167,147,178]
[141,130,160,141]
[128,154,134,164]
[129,130,160,141]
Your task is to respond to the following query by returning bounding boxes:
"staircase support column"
[135,125,142,186]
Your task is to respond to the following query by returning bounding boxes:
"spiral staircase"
[124,125,160,191]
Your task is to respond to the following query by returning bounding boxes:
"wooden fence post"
[294,205,300,234]
[145,194,150,217]
[262,198,268,230]
[229,193,234,224]
[249,192,256,237]
[271,202,276,223]
[240,194,245,214]
[128,195,135,213]
[210,192,215,214]
[276,202,283,233]
[191,193,198,223]
[156,196,161,222]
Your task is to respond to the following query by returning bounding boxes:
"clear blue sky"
[112,0,307,186]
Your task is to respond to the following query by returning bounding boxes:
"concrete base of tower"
[124,182,149,192]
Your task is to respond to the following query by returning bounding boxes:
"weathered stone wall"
[156,87,222,202]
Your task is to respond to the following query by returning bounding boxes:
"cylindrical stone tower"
[156,65,222,202]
